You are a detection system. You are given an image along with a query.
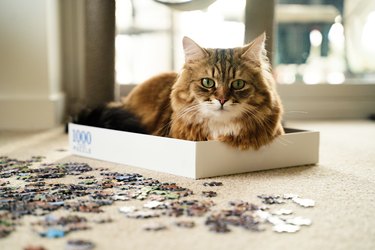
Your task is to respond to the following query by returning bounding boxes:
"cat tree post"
[61,0,115,116]
[84,0,115,108]
[245,0,275,65]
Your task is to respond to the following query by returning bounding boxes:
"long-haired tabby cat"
[75,33,284,150]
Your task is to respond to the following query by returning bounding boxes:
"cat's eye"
[231,79,246,90]
[201,78,215,88]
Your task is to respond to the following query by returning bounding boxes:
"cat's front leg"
[217,134,260,150]
[218,128,282,150]
[218,121,284,150]
[170,122,209,141]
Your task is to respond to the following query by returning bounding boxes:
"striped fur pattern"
[169,33,284,149]
[81,33,283,150]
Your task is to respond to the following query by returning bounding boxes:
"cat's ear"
[183,36,207,62]
[241,32,267,64]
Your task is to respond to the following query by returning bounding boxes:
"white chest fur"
[208,121,242,140]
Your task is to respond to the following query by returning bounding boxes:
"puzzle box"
[69,123,319,179]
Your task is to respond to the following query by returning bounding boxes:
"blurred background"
[1,0,374,130]
[115,0,375,84]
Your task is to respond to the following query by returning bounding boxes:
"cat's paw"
[217,135,260,151]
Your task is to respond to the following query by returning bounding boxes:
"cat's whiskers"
[242,106,290,146]
[175,104,201,121]
[159,103,201,134]
[241,106,278,140]
[241,106,265,127]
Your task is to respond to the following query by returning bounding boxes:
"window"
[275,0,375,85]
[115,0,375,119]
[115,0,246,84]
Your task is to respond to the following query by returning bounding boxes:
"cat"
[74,33,284,150]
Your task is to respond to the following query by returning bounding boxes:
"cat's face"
[189,48,262,121]
[172,34,275,123]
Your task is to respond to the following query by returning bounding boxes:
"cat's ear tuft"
[242,32,267,64]
[183,36,207,63]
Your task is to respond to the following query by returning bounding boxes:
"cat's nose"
[217,99,228,105]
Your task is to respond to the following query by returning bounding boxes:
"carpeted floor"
[0,120,374,250]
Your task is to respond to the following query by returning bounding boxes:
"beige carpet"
[0,120,374,250]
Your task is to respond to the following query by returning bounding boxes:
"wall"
[0,0,64,130]
[59,0,115,116]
